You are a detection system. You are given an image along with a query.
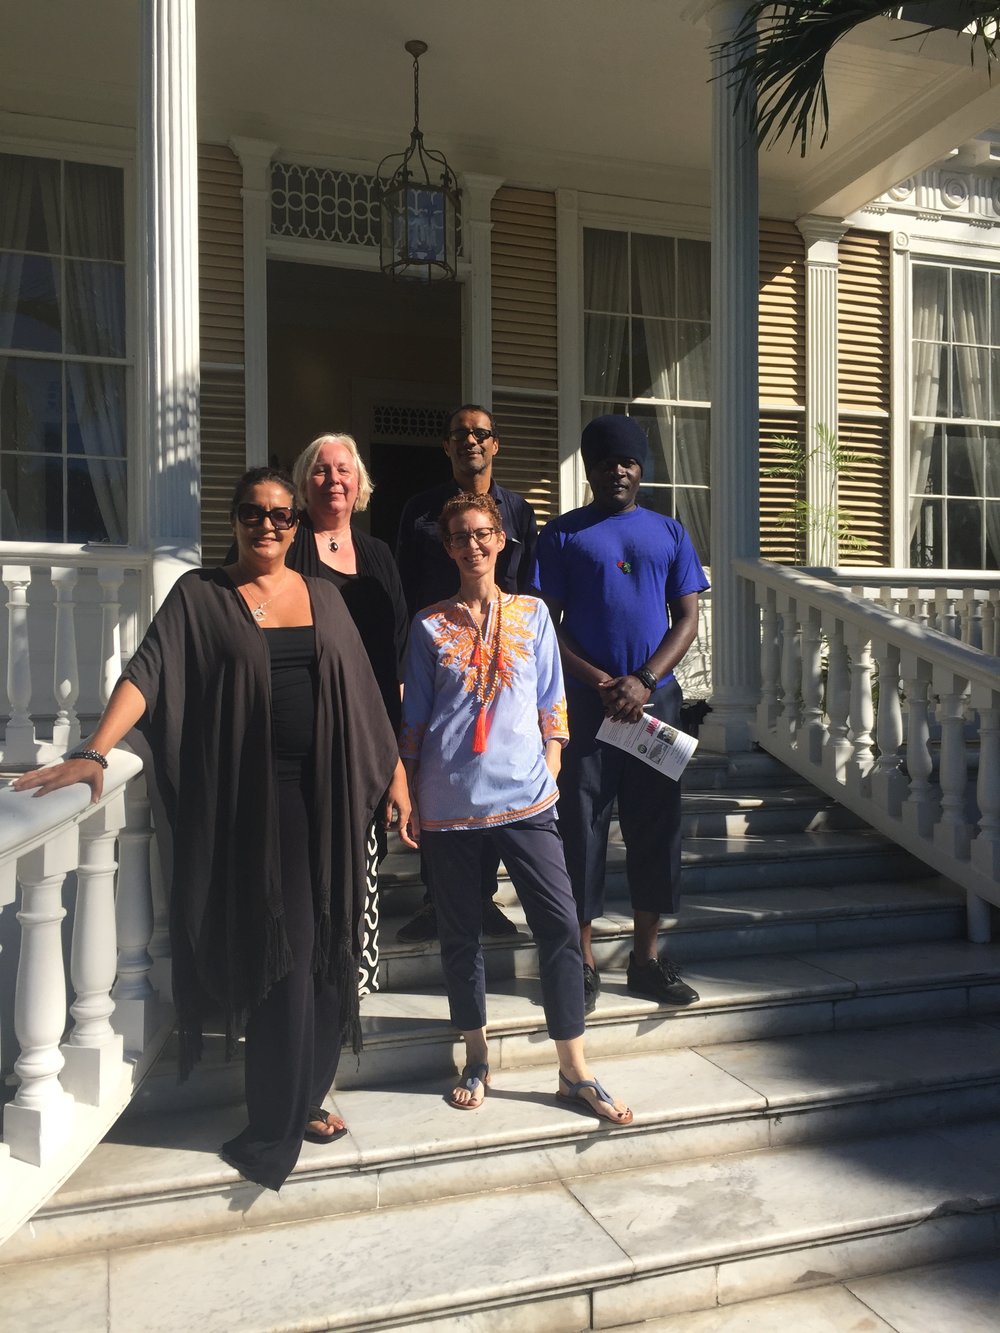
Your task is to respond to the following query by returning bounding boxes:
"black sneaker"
[626,953,699,1006]
[396,902,437,943]
[583,963,601,1015]
[481,900,519,937]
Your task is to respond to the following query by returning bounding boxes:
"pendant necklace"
[246,577,289,622]
[317,530,345,553]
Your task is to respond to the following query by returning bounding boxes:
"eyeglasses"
[444,527,499,549]
[235,503,298,531]
[447,427,495,445]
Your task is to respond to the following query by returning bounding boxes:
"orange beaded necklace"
[458,594,506,753]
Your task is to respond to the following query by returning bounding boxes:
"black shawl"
[121,568,398,1076]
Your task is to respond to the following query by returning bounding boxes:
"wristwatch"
[633,667,657,692]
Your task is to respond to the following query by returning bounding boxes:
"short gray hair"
[292,433,374,513]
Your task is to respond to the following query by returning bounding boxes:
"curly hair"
[437,492,504,543]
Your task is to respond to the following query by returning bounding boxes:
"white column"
[796,216,848,567]
[229,137,278,467]
[460,173,504,407]
[556,188,584,513]
[138,0,202,611]
[700,0,760,755]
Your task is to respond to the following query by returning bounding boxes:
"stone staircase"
[5,753,1000,1332]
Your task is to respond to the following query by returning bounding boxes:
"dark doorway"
[370,441,452,547]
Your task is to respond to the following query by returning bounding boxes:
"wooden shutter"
[199,143,246,566]
[491,187,559,522]
[838,229,890,565]
[758,221,806,562]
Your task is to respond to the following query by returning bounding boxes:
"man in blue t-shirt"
[535,414,709,1014]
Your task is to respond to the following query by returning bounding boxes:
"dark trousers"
[222,779,342,1191]
[422,812,585,1041]
[420,838,500,907]
[558,679,684,925]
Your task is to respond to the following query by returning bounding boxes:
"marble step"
[9,1015,1000,1271]
[602,1252,1000,1331]
[380,826,934,914]
[378,877,966,992]
[4,1116,1000,1331]
[119,935,1000,1122]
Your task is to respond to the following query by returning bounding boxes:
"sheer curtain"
[951,269,1000,566]
[583,230,629,414]
[909,265,945,556]
[632,236,710,555]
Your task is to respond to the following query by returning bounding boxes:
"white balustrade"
[3,566,35,765]
[113,774,160,1051]
[738,558,1000,941]
[97,565,126,708]
[50,567,81,751]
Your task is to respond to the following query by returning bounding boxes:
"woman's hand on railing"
[11,756,106,804]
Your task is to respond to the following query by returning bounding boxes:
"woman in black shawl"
[14,467,409,1191]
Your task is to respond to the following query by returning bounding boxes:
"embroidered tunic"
[400,593,569,832]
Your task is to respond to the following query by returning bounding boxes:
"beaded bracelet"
[68,748,109,770]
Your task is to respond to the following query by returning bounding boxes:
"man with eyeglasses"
[535,414,709,1016]
[394,404,538,943]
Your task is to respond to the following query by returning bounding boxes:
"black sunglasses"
[235,502,298,531]
[447,426,495,445]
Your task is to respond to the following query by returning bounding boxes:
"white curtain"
[583,230,629,412]
[951,269,1000,567]
[909,265,945,557]
[632,236,710,554]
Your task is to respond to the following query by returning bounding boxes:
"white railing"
[1,549,151,765]
[801,568,1000,654]
[737,559,1000,942]
[0,755,172,1248]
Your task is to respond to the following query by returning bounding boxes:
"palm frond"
[718,2,1000,157]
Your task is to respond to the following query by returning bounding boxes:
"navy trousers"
[558,678,684,924]
[422,812,585,1041]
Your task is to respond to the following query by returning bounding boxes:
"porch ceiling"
[3,2,1000,219]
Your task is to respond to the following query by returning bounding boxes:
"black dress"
[286,520,408,996]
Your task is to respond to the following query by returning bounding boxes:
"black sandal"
[304,1104,349,1144]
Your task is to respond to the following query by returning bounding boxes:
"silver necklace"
[317,529,346,553]
[246,578,289,622]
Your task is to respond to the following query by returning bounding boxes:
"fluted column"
[460,173,504,406]
[139,0,201,611]
[797,216,848,567]
[700,0,760,755]
[229,137,278,467]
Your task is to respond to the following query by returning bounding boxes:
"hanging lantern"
[376,40,460,282]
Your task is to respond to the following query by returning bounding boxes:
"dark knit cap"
[581,414,649,471]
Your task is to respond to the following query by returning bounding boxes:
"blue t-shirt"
[533,505,709,689]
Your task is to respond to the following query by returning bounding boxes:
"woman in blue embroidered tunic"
[400,493,634,1122]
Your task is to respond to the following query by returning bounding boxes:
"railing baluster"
[845,626,875,787]
[969,691,1000,942]
[823,617,852,783]
[778,597,800,745]
[933,668,972,862]
[901,656,935,839]
[871,639,906,817]
[3,831,79,1166]
[982,594,997,655]
[60,799,129,1106]
[758,587,780,735]
[97,565,126,708]
[50,566,81,751]
[112,775,160,1053]
[2,565,36,765]
[799,608,824,765]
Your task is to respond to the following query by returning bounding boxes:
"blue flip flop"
[449,1062,489,1110]
[557,1070,634,1125]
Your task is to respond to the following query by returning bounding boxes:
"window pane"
[627,405,670,484]
[66,363,126,458]
[951,269,989,344]
[675,487,711,563]
[677,322,710,401]
[911,341,947,417]
[953,346,990,418]
[638,484,674,518]
[0,357,62,453]
[676,240,710,319]
[0,254,61,352]
[912,266,947,341]
[910,422,941,495]
[945,426,979,496]
[985,501,1000,569]
[67,455,127,544]
[675,408,710,487]
[583,229,628,312]
[0,452,63,541]
[583,313,629,397]
[910,497,941,567]
[65,259,125,357]
[0,154,60,254]
[985,429,1000,498]
[630,234,675,317]
[64,162,125,261]
[631,318,675,399]
[946,498,982,568]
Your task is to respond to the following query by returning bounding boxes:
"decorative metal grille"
[271,162,462,252]
[271,164,380,246]
[370,403,451,444]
